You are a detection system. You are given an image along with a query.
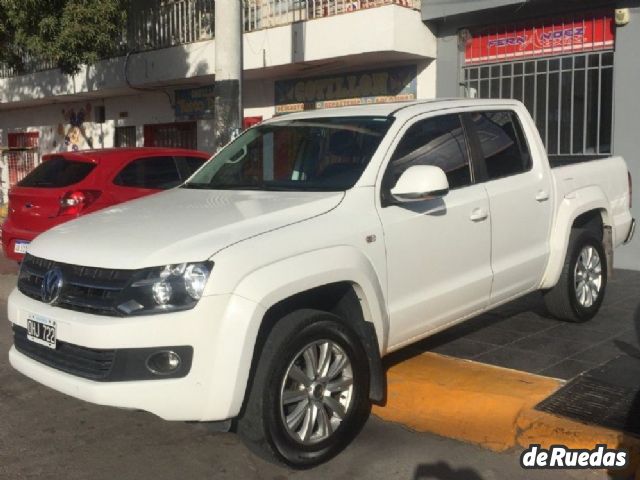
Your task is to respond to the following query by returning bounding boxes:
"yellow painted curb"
[373,352,640,467]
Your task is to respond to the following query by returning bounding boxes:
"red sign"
[465,11,615,65]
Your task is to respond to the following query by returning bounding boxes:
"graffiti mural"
[56,103,94,152]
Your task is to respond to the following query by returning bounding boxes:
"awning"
[422,0,528,21]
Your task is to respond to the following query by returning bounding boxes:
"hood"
[28,188,344,269]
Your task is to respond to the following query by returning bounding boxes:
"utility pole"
[214,0,243,151]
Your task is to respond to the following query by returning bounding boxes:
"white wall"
[416,59,437,99]
[104,93,176,149]
[0,93,176,153]
[0,87,269,154]
[244,5,436,70]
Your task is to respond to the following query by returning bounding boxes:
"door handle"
[535,190,550,202]
[469,208,489,222]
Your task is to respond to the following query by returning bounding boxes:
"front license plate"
[14,240,30,254]
[27,315,57,349]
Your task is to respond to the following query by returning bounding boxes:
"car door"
[466,108,553,305]
[110,155,182,204]
[377,113,493,347]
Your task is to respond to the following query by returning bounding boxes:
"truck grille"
[13,325,115,380]
[17,254,134,316]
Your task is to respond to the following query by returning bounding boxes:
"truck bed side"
[541,156,633,288]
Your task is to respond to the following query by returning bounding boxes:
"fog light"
[146,350,181,375]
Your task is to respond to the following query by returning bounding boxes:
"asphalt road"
[0,273,611,480]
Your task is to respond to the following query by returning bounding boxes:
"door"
[466,109,553,304]
[7,132,40,189]
[143,122,197,149]
[114,126,137,148]
[377,113,493,347]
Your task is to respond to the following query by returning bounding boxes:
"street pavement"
[0,272,615,480]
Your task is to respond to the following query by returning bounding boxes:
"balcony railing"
[1,0,420,78]
[0,53,56,79]
[244,0,420,31]
[127,0,215,51]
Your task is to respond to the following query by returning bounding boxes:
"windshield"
[183,116,393,191]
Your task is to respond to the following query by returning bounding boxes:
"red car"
[2,147,210,261]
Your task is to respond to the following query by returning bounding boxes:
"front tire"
[544,228,607,322]
[237,309,371,468]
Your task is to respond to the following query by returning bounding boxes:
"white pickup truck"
[8,99,635,467]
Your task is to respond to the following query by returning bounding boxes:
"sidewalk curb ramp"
[373,352,640,477]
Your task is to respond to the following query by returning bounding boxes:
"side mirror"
[390,165,450,203]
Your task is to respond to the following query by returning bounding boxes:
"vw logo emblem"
[41,267,64,304]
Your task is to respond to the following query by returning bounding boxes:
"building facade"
[424,0,639,269]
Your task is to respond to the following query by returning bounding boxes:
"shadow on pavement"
[625,305,640,433]
[413,461,483,480]
[385,269,640,382]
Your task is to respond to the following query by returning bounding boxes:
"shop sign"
[274,65,417,114]
[464,11,615,65]
[175,85,215,120]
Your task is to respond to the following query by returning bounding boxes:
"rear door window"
[113,156,181,189]
[18,157,96,188]
[469,111,532,180]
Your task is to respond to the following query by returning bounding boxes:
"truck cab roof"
[264,98,525,123]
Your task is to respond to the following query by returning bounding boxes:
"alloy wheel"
[574,245,603,308]
[279,340,354,445]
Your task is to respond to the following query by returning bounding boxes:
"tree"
[0,0,127,75]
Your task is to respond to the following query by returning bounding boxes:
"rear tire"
[543,228,607,322]
[237,309,371,468]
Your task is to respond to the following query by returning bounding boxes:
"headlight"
[117,261,213,315]
[184,263,209,299]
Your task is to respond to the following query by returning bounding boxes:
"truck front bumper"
[8,288,266,422]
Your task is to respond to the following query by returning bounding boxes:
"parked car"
[1,147,210,261]
[7,100,635,468]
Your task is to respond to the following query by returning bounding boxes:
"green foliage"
[0,0,127,74]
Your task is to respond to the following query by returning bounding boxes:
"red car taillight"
[58,190,101,216]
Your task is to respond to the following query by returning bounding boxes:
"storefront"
[461,11,615,160]
[273,65,419,114]
[425,0,640,269]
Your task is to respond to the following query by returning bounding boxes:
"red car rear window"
[18,157,96,188]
